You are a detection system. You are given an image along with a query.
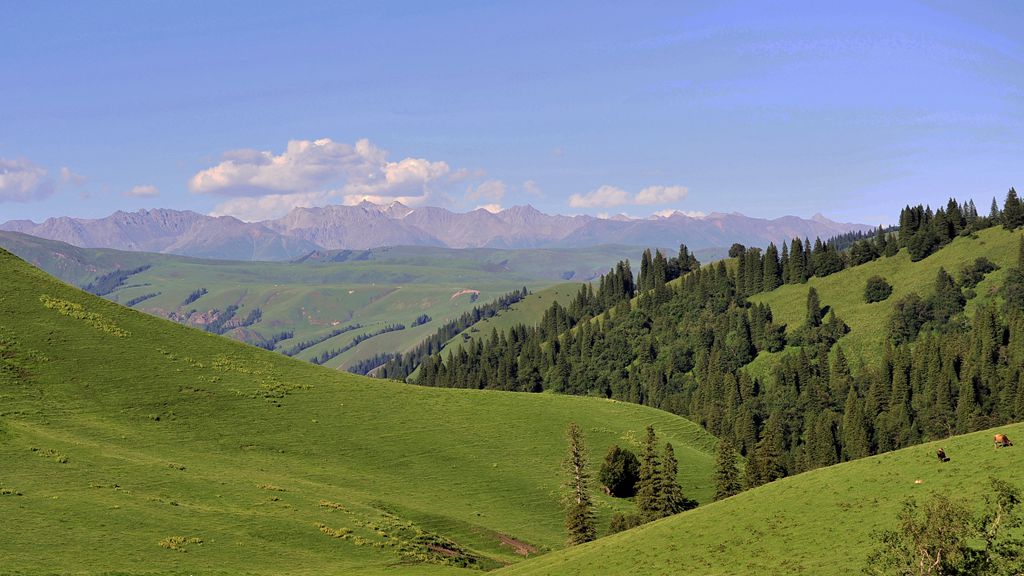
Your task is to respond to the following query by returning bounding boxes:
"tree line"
[310,323,405,365]
[84,264,152,296]
[415,189,1024,489]
[375,287,529,379]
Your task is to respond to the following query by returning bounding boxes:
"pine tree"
[598,444,640,497]
[789,238,807,283]
[841,388,872,460]
[749,411,788,487]
[659,443,696,514]
[635,425,664,520]
[563,422,596,545]
[990,197,1002,224]
[763,243,782,291]
[714,439,743,500]
[806,287,822,328]
[1003,187,1024,230]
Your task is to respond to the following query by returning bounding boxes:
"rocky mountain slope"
[2,201,871,261]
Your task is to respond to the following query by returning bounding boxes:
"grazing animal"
[936,448,950,462]
[994,434,1013,448]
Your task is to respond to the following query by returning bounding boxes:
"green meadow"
[498,421,1024,575]
[0,247,716,575]
[0,232,641,372]
[745,226,1022,380]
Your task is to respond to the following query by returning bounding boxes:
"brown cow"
[994,433,1013,448]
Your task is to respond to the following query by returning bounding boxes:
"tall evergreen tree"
[635,425,664,520]
[806,287,823,328]
[563,422,596,545]
[659,443,696,515]
[1003,187,1024,230]
[763,243,782,291]
[841,388,872,460]
[748,411,788,487]
[714,439,743,500]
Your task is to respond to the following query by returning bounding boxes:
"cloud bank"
[124,184,160,198]
[569,184,689,209]
[0,158,56,203]
[192,138,466,220]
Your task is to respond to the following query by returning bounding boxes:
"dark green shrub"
[598,444,640,497]
[864,276,893,303]
[959,257,999,289]
[888,293,931,345]
[607,512,644,534]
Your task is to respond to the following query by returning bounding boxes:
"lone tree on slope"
[564,422,596,545]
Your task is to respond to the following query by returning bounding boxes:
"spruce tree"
[841,388,872,460]
[563,422,596,545]
[598,444,640,497]
[714,439,743,500]
[806,287,822,328]
[1003,187,1024,230]
[763,243,782,291]
[659,443,696,515]
[749,411,788,487]
[635,425,664,520]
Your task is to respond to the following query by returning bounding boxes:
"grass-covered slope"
[498,421,1024,576]
[746,226,1021,377]
[0,231,638,370]
[448,284,581,350]
[0,248,716,575]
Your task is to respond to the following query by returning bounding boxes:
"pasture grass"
[0,247,716,575]
[746,227,1022,380]
[498,421,1024,575]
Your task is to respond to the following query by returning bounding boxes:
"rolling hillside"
[496,421,1024,575]
[0,231,644,371]
[746,226,1022,378]
[0,247,718,575]
[446,284,582,351]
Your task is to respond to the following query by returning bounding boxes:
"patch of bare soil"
[497,533,539,557]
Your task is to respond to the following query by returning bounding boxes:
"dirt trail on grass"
[497,534,539,556]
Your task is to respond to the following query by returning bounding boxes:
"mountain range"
[1,201,872,261]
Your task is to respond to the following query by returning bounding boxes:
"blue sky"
[1,1,1021,224]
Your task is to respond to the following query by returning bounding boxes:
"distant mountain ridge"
[1,201,872,261]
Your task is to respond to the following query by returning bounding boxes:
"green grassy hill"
[745,226,1021,379]
[0,247,717,575]
[447,284,582,351]
[497,421,1024,576]
[0,232,640,371]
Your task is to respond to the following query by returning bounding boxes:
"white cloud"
[0,157,55,203]
[210,191,332,221]
[59,167,87,186]
[340,191,435,207]
[210,187,439,222]
[523,180,543,197]
[568,185,631,208]
[190,138,455,210]
[569,184,692,210]
[476,204,503,213]
[465,179,506,202]
[124,184,160,198]
[635,185,688,205]
[342,155,451,198]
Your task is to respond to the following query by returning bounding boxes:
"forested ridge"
[411,190,1024,487]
